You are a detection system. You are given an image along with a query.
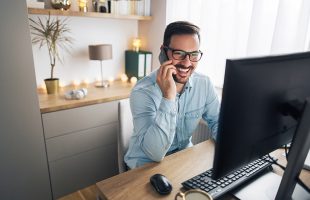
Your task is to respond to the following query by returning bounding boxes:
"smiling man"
[124,21,220,169]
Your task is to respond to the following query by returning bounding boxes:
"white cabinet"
[42,101,119,198]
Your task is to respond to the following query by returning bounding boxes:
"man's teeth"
[177,68,189,72]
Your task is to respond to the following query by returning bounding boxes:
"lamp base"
[95,81,109,88]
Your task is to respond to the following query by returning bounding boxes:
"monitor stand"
[275,98,310,199]
[234,98,310,200]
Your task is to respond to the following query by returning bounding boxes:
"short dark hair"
[163,21,200,47]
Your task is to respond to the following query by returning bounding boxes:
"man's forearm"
[133,97,177,162]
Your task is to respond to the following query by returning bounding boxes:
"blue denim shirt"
[124,70,220,169]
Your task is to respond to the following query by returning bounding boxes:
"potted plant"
[29,14,73,94]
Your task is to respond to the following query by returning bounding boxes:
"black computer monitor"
[212,51,310,199]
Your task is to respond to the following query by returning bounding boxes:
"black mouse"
[150,173,172,195]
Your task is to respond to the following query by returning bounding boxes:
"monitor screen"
[212,51,310,180]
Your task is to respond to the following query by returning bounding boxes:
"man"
[124,21,220,169]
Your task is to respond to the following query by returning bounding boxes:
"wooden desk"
[96,140,310,200]
[96,140,235,200]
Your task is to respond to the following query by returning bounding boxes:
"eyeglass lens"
[172,50,202,61]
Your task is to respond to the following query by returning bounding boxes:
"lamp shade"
[88,44,112,60]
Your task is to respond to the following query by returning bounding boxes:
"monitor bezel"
[211,51,310,198]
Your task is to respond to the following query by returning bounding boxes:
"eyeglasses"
[163,46,203,62]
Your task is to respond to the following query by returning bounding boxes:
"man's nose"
[181,54,192,66]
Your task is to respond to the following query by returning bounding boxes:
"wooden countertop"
[38,81,134,113]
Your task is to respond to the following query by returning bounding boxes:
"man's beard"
[173,64,194,84]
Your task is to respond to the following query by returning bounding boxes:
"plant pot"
[44,78,59,94]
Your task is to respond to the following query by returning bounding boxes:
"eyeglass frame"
[163,46,203,62]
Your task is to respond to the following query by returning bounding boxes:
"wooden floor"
[58,185,98,200]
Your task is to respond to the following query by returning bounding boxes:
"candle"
[108,77,115,83]
[81,79,90,87]
[38,83,47,93]
[130,76,137,84]
[59,81,65,88]
[120,74,128,82]
[72,80,80,89]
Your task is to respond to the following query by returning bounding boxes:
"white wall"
[139,0,167,70]
[29,15,138,87]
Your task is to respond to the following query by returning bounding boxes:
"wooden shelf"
[28,8,152,20]
[38,80,134,113]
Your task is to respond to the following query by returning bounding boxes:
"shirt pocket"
[184,107,204,137]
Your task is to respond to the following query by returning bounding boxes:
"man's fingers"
[158,60,173,77]
[161,64,176,80]
[165,68,177,80]
[162,59,173,66]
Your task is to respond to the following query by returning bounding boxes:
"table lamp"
[89,44,112,88]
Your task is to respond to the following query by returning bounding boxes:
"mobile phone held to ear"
[158,49,177,82]
[159,49,168,65]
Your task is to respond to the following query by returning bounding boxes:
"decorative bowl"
[51,0,71,10]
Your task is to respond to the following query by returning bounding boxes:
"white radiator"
[191,120,210,145]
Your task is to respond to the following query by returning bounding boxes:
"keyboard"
[182,156,274,199]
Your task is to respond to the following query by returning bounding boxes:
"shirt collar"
[186,76,193,91]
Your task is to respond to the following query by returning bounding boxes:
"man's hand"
[156,60,177,100]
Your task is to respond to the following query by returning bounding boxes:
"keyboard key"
[227,174,235,179]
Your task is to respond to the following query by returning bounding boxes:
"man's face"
[166,34,200,84]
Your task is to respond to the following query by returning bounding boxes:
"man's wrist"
[163,94,175,100]
[160,97,177,114]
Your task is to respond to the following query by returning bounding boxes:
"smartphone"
[159,49,168,65]
[159,49,177,82]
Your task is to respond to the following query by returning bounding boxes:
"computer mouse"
[150,173,172,195]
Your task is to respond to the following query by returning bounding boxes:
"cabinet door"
[46,122,118,162]
[49,144,118,198]
[42,101,118,139]
[42,101,119,198]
